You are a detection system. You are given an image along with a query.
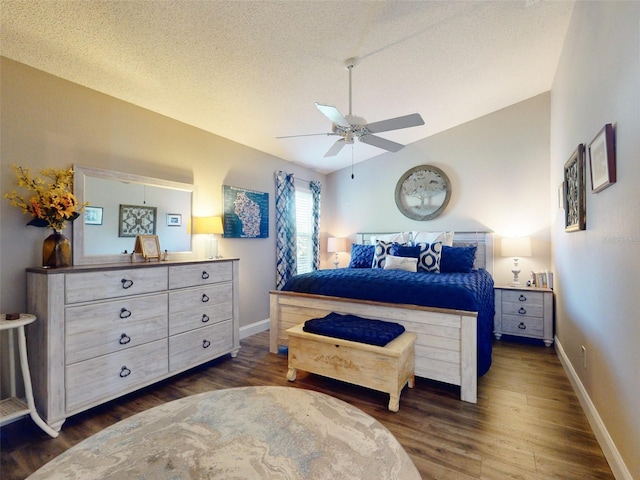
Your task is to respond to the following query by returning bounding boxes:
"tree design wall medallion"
[395,165,451,221]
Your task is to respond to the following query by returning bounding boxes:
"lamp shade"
[501,236,531,258]
[192,216,224,235]
[327,237,347,253]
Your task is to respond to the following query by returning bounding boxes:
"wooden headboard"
[355,231,494,275]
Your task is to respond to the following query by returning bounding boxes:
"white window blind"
[295,188,313,274]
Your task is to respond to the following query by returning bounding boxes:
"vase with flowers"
[4,165,87,268]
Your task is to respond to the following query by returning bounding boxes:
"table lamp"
[327,237,347,269]
[193,216,224,259]
[501,236,531,286]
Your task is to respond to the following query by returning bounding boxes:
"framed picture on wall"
[563,144,586,232]
[84,206,103,225]
[119,204,157,237]
[588,123,616,193]
[166,213,182,227]
[222,185,269,238]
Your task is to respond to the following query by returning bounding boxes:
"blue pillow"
[391,244,421,258]
[440,245,477,273]
[348,244,375,268]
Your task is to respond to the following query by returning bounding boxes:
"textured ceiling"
[1,0,574,174]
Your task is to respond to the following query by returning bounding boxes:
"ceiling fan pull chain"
[351,144,355,179]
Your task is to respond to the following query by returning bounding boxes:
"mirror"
[73,165,196,265]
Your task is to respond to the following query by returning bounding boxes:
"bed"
[269,231,495,403]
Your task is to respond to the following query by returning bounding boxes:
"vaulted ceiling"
[1,0,574,174]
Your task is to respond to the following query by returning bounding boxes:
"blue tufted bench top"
[303,312,405,347]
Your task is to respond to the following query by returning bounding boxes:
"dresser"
[26,259,239,431]
[493,286,554,347]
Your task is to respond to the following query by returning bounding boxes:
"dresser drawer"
[168,261,232,289]
[66,294,168,364]
[65,267,168,304]
[169,320,233,372]
[501,302,543,318]
[501,315,544,337]
[501,290,544,306]
[66,339,168,412]
[169,283,232,335]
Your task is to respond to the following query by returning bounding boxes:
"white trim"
[240,318,270,340]
[555,336,632,480]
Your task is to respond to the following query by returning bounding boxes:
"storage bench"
[285,323,416,412]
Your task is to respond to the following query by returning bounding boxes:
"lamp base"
[510,258,521,286]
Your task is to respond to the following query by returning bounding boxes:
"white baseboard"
[554,336,632,480]
[239,318,270,340]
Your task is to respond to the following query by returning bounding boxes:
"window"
[295,187,313,274]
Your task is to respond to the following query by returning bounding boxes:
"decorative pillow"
[415,242,443,273]
[440,245,477,273]
[390,243,421,259]
[348,244,375,268]
[373,232,411,244]
[412,231,455,247]
[383,254,418,272]
[372,240,398,268]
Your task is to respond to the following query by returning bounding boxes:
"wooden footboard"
[269,291,478,403]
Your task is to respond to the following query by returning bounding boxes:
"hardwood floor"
[1,331,614,479]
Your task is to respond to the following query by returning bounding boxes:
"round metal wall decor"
[395,165,451,221]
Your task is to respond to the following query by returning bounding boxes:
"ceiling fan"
[278,57,425,157]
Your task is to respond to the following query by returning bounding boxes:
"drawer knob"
[119,333,131,345]
[518,322,527,330]
[201,293,210,303]
[202,339,211,349]
[119,308,132,319]
[121,278,134,289]
[519,294,527,302]
[201,314,210,323]
[119,366,131,378]
[518,307,527,315]
[202,271,210,280]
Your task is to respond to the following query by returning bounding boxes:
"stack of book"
[531,271,554,289]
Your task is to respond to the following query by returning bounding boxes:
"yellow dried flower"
[4,165,88,231]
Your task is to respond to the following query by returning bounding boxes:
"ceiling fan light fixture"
[278,56,424,158]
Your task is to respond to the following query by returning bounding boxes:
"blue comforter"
[282,268,495,376]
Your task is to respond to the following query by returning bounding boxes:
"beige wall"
[550,2,639,478]
[0,57,326,331]
[325,93,552,287]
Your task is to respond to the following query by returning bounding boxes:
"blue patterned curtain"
[275,171,297,289]
[309,181,321,271]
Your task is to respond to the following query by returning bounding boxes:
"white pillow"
[411,231,454,246]
[383,254,418,272]
[373,232,411,244]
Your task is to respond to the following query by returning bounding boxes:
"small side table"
[494,286,554,347]
[0,314,58,437]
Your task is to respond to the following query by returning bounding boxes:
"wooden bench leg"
[408,374,415,389]
[388,394,400,412]
[287,367,297,382]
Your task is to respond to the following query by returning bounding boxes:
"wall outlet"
[581,345,587,369]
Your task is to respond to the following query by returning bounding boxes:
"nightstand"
[494,286,554,347]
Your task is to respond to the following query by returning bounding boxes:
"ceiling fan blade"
[276,132,335,139]
[315,103,351,128]
[365,113,425,134]
[359,135,405,152]
[324,138,347,157]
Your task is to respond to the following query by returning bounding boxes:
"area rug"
[28,386,420,479]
